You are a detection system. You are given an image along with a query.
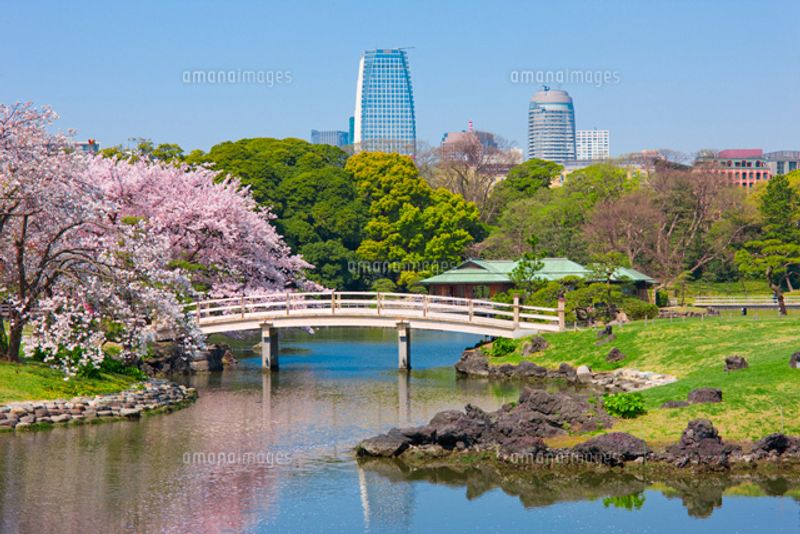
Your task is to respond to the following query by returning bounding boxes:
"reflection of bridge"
[191,292,564,370]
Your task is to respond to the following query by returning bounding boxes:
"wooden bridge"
[190,292,565,370]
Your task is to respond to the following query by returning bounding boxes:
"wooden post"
[285,292,291,316]
[397,321,411,370]
[468,299,474,321]
[240,296,246,318]
[377,292,382,315]
[331,291,336,315]
[558,296,566,331]
[513,295,520,327]
[423,295,429,318]
[261,322,279,370]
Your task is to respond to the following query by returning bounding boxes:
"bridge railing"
[189,291,564,331]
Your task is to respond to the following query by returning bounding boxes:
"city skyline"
[3,1,798,156]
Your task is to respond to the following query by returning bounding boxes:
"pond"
[0,328,797,533]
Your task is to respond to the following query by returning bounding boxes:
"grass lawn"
[0,361,139,404]
[491,314,800,445]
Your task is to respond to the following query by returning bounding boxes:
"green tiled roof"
[420,258,656,285]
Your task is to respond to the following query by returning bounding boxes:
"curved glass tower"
[353,48,416,156]
[527,88,576,163]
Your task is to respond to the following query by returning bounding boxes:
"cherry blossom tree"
[0,103,311,372]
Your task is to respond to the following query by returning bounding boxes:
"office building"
[527,87,576,163]
[576,129,609,161]
[310,130,350,148]
[353,48,416,155]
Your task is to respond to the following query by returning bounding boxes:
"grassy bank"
[0,361,139,404]
[490,315,800,444]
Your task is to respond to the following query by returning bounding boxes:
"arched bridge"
[190,292,565,370]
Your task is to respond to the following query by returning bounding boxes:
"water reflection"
[357,458,800,519]
[0,328,797,533]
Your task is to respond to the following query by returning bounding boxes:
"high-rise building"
[310,129,350,148]
[353,48,416,155]
[576,129,609,161]
[527,87,576,163]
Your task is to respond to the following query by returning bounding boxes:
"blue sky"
[3,0,798,155]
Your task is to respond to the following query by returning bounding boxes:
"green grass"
[491,314,800,444]
[0,361,139,404]
[678,279,772,297]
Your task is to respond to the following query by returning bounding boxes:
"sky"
[3,0,799,156]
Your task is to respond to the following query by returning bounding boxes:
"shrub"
[655,290,670,308]
[99,356,148,381]
[603,392,646,418]
[484,337,517,357]
[620,298,659,320]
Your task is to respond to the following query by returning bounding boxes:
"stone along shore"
[0,379,197,431]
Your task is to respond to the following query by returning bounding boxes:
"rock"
[688,388,722,404]
[576,365,593,384]
[724,355,748,372]
[752,433,797,457]
[19,415,35,424]
[428,408,488,449]
[120,408,141,418]
[572,433,649,466]
[661,400,690,409]
[454,349,490,377]
[521,336,549,356]
[50,414,71,423]
[597,325,613,339]
[550,363,577,382]
[790,352,800,369]
[665,419,739,468]
[497,436,548,459]
[356,429,412,457]
[515,361,548,378]
[606,348,626,363]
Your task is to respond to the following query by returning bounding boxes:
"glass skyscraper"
[527,88,576,163]
[353,48,416,156]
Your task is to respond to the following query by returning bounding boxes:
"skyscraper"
[576,129,609,161]
[527,87,576,163]
[353,48,416,156]
[310,129,350,148]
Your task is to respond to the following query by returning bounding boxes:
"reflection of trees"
[357,458,800,519]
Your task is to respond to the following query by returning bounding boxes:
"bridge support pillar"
[397,322,411,371]
[261,322,279,370]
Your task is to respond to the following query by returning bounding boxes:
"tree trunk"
[5,321,22,362]
[770,281,787,316]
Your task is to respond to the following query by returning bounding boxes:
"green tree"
[489,158,561,219]
[346,152,485,288]
[510,235,545,298]
[735,174,800,315]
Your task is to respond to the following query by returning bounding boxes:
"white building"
[576,129,609,161]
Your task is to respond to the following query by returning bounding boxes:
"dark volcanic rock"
[357,388,611,458]
[724,355,748,372]
[521,336,549,355]
[665,419,740,468]
[688,388,723,404]
[497,436,548,458]
[356,429,412,457]
[751,433,800,458]
[454,349,490,377]
[550,363,578,381]
[515,361,549,378]
[661,400,690,409]
[790,352,800,369]
[573,432,649,466]
[598,325,613,338]
[606,348,626,363]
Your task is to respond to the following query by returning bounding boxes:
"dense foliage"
[602,392,647,419]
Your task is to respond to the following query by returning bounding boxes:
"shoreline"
[0,379,197,433]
